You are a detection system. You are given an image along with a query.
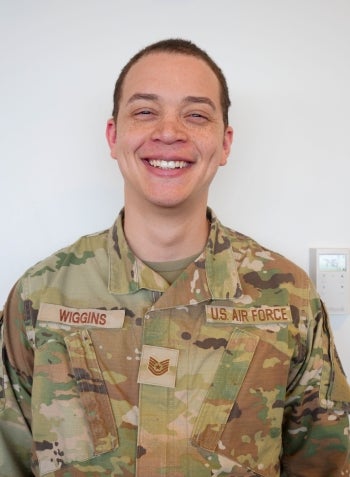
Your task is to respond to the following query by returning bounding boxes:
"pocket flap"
[192,328,259,450]
[65,329,119,453]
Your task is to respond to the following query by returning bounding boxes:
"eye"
[132,108,158,120]
[186,111,209,123]
[136,109,152,115]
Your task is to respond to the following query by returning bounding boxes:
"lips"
[148,159,190,170]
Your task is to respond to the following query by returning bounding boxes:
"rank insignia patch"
[138,345,179,388]
[148,356,170,376]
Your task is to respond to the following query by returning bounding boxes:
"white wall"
[1,0,349,374]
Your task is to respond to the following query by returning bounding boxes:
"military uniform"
[1,209,349,476]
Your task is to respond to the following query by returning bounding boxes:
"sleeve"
[282,285,350,476]
[0,282,36,477]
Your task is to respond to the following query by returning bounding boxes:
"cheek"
[200,138,227,164]
[114,127,148,158]
[195,126,225,152]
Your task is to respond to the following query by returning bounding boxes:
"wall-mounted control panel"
[309,248,350,315]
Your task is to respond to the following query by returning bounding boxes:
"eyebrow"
[127,93,216,111]
[127,93,159,104]
[183,96,216,111]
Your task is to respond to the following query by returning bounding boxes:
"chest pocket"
[33,324,118,476]
[191,326,291,477]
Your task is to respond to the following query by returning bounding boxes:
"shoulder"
[26,228,109,275]
[18,228,110,298]
[220,222,310,287]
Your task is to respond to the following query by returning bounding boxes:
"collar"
[108,209,242,302]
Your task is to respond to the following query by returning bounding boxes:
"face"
[106,52,233,211]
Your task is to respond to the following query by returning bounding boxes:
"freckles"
[116,127,146,149]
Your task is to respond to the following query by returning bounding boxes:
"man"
[0,39,349,477]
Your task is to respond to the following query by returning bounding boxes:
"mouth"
[147,159,190,170]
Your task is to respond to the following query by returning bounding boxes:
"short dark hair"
[112,38,231,128]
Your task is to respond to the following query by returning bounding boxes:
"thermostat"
[309,248,350,315]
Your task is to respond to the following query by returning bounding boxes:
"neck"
[123,202,209,262]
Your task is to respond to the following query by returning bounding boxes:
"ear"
[220,126,234,166]
[106,118,118,158]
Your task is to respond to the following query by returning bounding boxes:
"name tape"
[38,303,125,329]
[206,305,292,324]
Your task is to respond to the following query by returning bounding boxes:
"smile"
[148,160,190,170]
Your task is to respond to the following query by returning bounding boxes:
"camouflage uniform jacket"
[0,209,349,477]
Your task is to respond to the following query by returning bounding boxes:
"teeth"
[148,160,189,169]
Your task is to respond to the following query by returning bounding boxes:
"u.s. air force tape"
[38,303,125,328]
[206,305,292,324]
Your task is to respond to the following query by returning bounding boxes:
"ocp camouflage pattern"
[0,209,349,476]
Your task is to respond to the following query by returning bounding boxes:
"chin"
[147,196,189,210]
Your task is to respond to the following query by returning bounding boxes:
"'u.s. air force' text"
[206,305,292,324]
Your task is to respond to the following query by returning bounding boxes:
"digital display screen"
[319,254,347,272]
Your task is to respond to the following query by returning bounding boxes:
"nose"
[150,114,187,144]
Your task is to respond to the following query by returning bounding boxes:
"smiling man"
[106,48,233,263]
[1,39,349,477]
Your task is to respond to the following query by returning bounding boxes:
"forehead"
[120,52,221,105]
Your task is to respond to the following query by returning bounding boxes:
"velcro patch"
[38,303,125,328]
[138,345,179,388]
[206,305,292,324]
